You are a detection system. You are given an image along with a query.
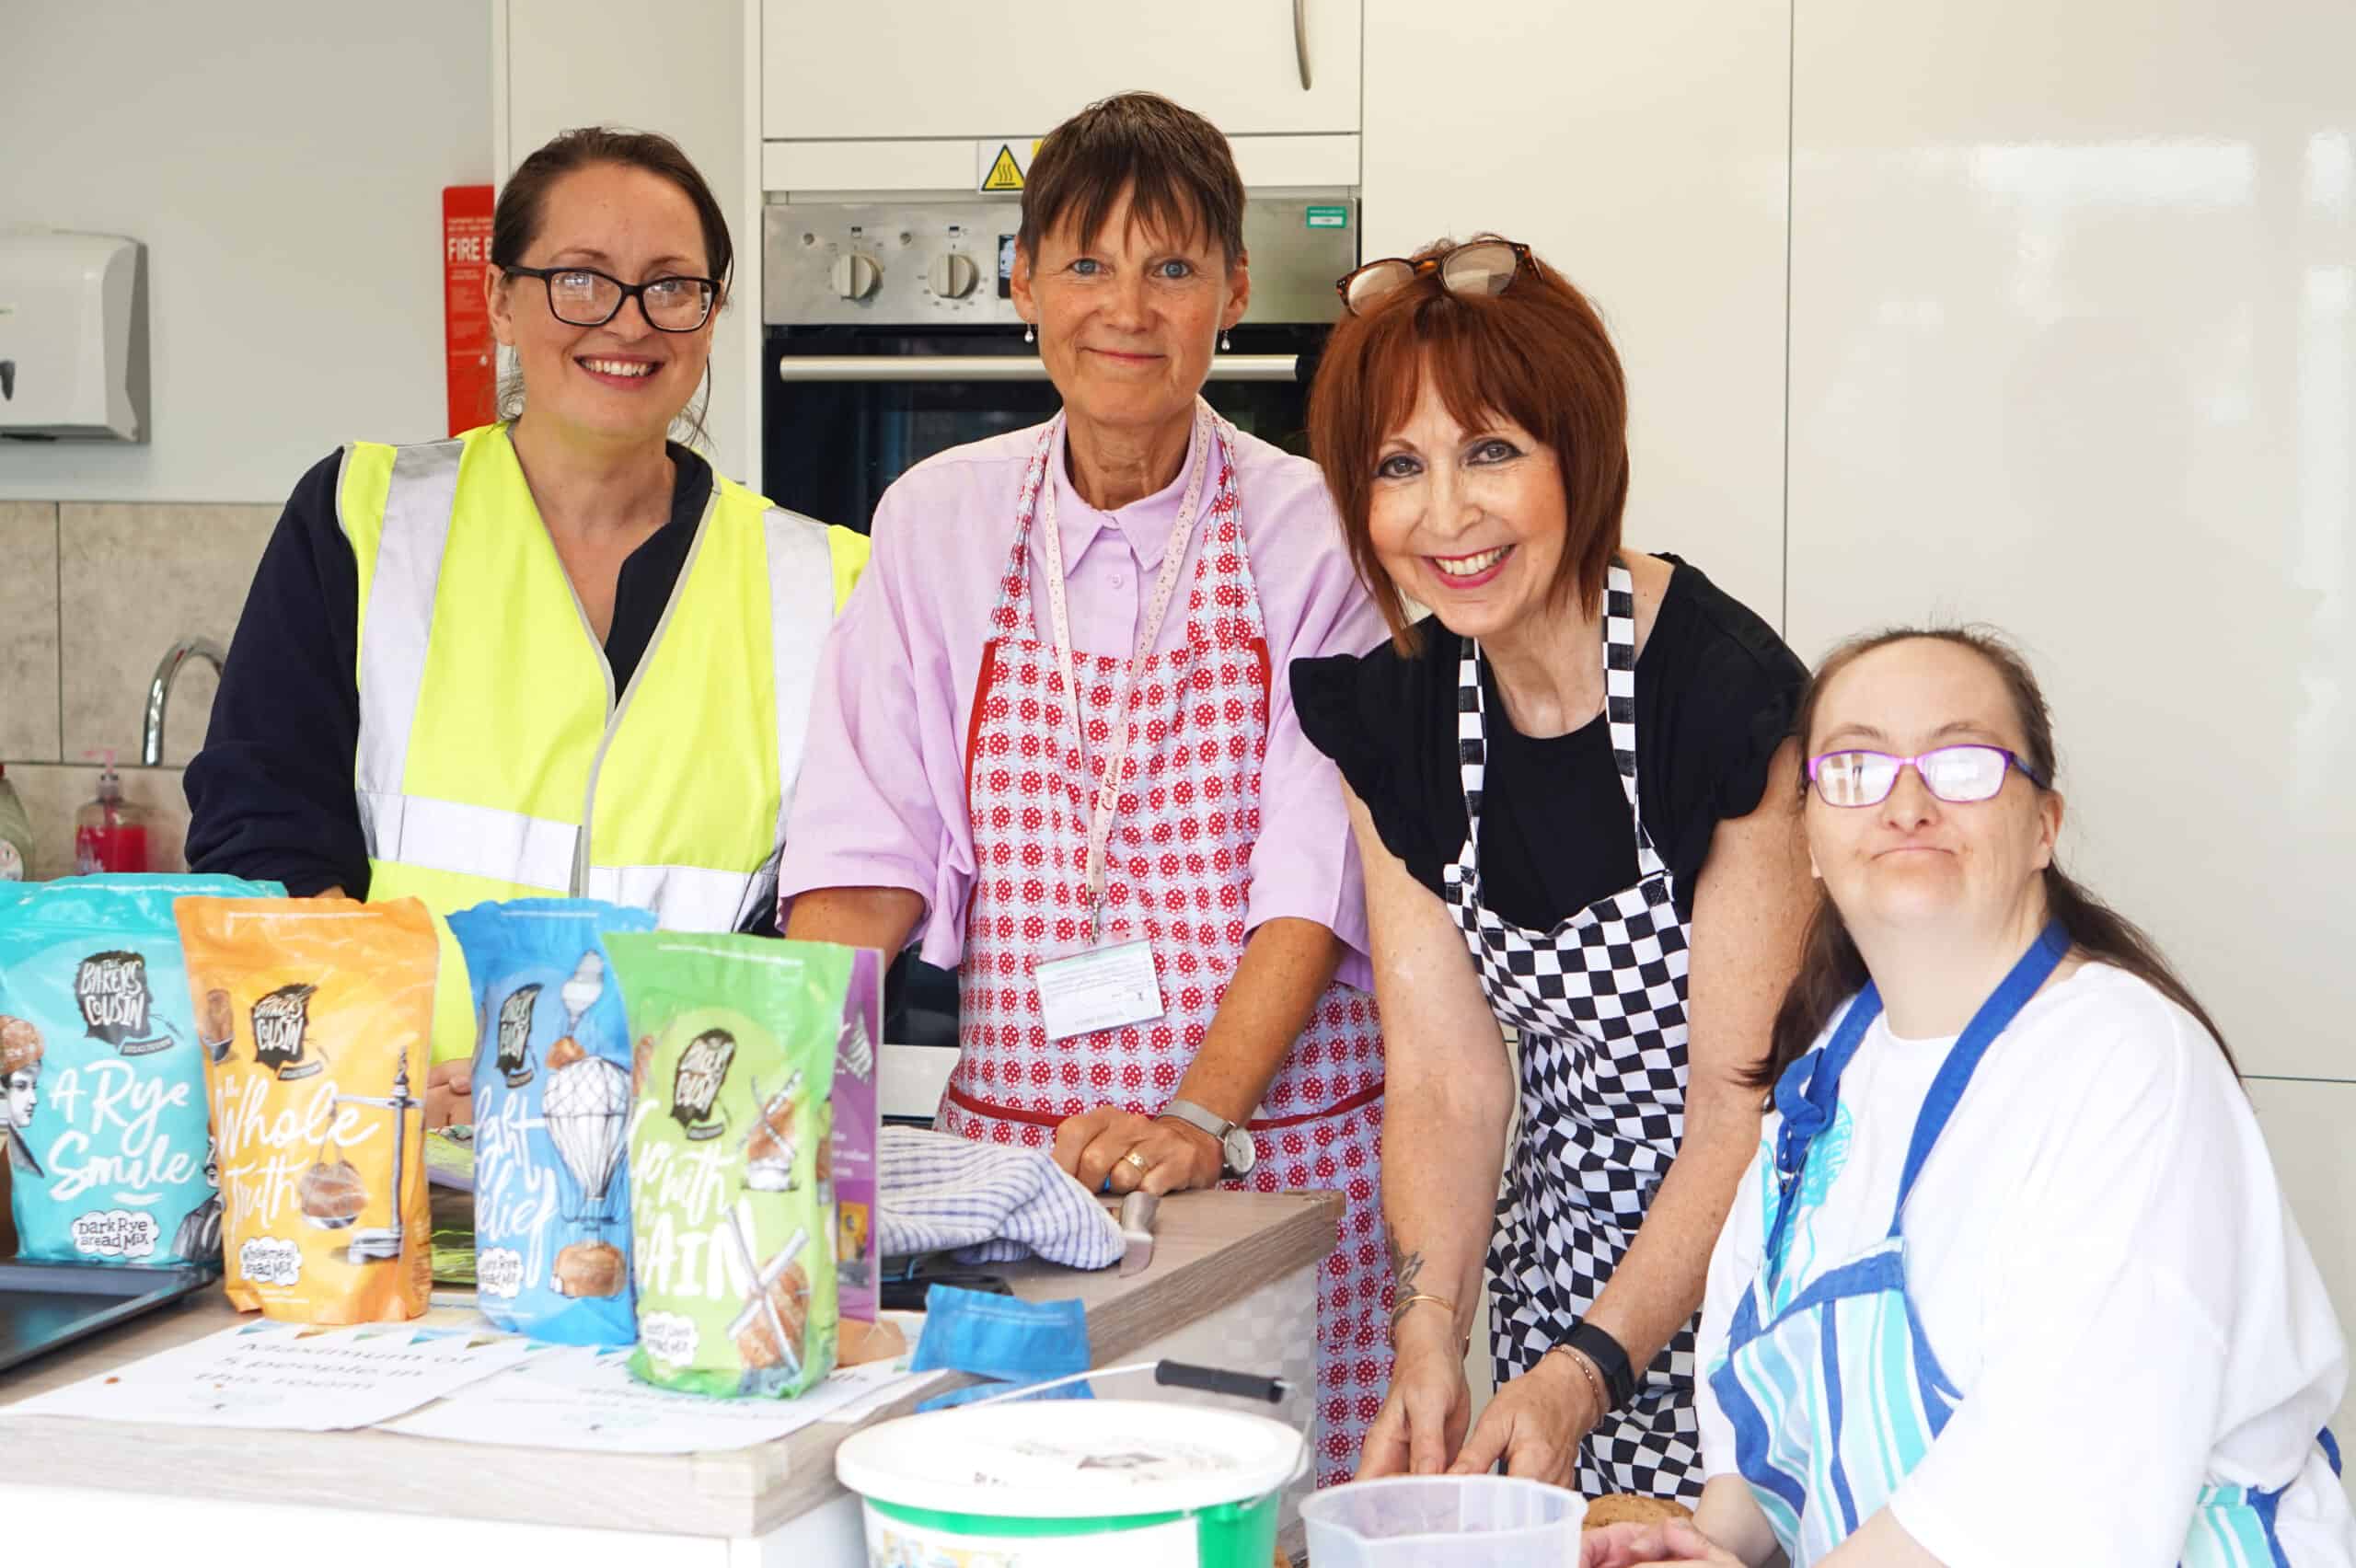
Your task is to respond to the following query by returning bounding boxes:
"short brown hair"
[1019,93,1245,265]
[1308,239,1629,652]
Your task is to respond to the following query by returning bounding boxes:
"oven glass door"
[762,324,1325,532]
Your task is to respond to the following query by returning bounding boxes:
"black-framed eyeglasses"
[503,265,718,332]
[1807,744,2051,808]
[1336,238,1533,317]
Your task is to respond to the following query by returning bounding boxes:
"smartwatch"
[1560,1320,1638,1412]
[1158,1098,1256,1179]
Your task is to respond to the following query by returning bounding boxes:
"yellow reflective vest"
[338,423,867,1059]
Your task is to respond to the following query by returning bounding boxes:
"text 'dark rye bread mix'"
[0,875,282,1266]
[174,897,437,1323]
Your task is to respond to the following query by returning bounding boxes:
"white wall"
[0,1,491,505]
[500,0,753,490]
[1784,0,2354,1080]
[1362,2,1793,628]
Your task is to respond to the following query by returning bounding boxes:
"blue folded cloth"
[877,1125,1124,1269]
[911,1284,1093,1410]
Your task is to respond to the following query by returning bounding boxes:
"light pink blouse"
[778,417,1384,989]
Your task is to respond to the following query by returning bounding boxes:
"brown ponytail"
[1748,627,2236,1090]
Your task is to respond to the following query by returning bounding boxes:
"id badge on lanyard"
[1030,409,1216,1041]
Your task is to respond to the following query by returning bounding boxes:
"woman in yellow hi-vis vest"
[185,129,866,1124]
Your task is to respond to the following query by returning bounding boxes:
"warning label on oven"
[976,140,1036,193]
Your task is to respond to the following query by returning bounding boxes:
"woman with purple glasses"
[1584,627,2353,1566]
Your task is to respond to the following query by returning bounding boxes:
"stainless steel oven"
[760,195,1356,532]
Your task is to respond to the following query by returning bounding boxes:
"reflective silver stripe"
[362,793,578,893]
[575,488,715,894]
[764,508,838,845]
[583,864,753,932]
[352,439,465,813]
[351,455,828,924]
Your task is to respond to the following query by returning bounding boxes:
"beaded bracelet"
[1545,1343,1610,1416]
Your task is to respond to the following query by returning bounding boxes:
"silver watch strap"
[1160,1097,1233,1139]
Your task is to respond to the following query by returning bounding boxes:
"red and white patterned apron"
[937,404,1389,1485]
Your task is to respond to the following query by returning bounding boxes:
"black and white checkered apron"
[1440,560,1702,1502]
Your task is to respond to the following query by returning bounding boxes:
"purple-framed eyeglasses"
[1806,744,2050,808]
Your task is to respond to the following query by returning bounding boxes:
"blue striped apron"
[1708,924,2339,1565]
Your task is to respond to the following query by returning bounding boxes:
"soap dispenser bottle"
[74,751,150,874]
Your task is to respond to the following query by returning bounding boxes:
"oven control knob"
[929,252,979,300]
[830,253,881,301]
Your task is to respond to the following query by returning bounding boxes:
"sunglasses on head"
[1335,238,1533,317]
[1807,744,2050,808]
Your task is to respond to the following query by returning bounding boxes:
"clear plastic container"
[1299,1475,1588,1566]
[0,764,32,881]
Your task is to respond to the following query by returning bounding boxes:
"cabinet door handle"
[1293,0,1313,90]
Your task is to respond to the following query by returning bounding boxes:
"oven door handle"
[776,353,1300,384]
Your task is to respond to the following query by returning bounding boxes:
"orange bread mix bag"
[174,897,436,1322]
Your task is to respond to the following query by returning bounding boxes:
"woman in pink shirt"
[777,93,1392,1483]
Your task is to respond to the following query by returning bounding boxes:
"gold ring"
[1122,1150,1150,1172]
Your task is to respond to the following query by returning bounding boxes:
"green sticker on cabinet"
[1305,205,1349,229]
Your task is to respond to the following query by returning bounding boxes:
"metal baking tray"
[0,1259,217,1379]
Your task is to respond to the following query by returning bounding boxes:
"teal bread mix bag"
[0,874,283,1266]
[607,933,842,1398]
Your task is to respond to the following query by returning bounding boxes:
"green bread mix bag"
[607,932,841,1399]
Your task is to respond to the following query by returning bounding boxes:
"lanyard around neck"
[1035,405,1217,938]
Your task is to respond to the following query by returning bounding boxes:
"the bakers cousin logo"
[75,951,169,1056]
[496,983,542,1088]
[251,985,322,1081]
[673,1029,735,1140]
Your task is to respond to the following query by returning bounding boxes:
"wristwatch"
[1158,1098,1256,1179]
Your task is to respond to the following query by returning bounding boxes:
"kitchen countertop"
[0,1187,1342,1539]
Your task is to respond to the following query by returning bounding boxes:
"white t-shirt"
[1695,963,2356,1565]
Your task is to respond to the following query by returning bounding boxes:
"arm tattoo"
[1386,1230,1426,1332]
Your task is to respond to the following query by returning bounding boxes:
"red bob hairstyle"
[1308,238,1630,652]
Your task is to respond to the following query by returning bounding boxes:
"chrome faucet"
[142,637,226,767]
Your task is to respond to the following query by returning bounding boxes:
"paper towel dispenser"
[0,231,149,442]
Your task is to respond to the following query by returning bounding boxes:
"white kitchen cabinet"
[1359,1,1793,630]
[761,0,1360,142]
[492,0,756,485]
[2246,1077,2356,1505]
[1783,0,2356,1080]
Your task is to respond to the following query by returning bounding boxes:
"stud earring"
[1024,322,1036,345]
[1220,329,1232,352]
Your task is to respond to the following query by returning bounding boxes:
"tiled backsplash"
[0,499,274,880]
[0,503,62,762]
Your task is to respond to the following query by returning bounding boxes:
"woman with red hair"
[1293,239,1813,1502]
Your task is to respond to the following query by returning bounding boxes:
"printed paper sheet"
[381,1346,941,1453]
[4,1320,539,1430]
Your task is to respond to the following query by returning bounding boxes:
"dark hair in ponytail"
[1750,626,2236,1090]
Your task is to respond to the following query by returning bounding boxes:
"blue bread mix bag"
[447,898,655,1344]
[0,873,283,1266]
